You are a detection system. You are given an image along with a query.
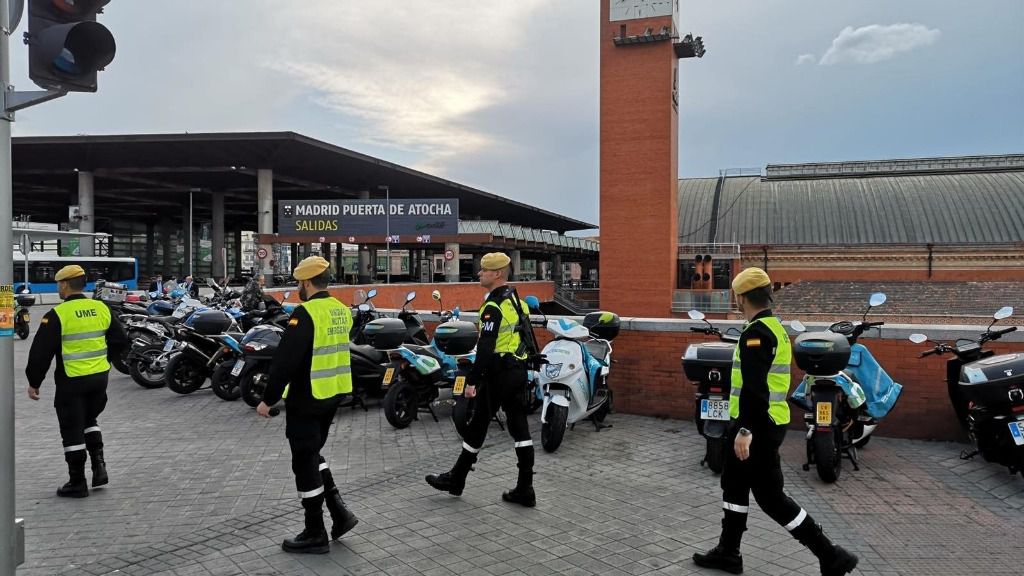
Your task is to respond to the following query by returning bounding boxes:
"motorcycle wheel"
[165,354,207,394]
[129,344,170,389]
[383,379,419,429]
[211,362,241,401]
[117,330,159,375]
[813,429,842,483]
[239,372,268,407]
[705,436,726,475]
[541,403,568,453]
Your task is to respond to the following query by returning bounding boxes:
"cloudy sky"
[11,1,1023,227]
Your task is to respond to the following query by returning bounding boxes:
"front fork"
[540,385,570,424]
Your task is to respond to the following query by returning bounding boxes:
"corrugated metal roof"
[678,163,1024,245]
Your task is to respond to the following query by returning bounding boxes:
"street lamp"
[378,185,390,284]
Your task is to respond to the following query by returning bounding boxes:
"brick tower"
[599,0,703,317]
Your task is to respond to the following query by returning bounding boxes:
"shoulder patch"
[482,313,492,320]
[288,318,299,326]
[746,338,761,348]
[40,318,48,325]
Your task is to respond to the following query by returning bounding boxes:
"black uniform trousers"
[455,363,534,486]
[719,424,805,545]
[285,398,341,498]
[55,374,108,465]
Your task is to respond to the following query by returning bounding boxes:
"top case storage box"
[433,320,478,355]
[583,311,620,341]
[794,332,851,376]
[15,294,35,307]
[959,353,1024,411]
[682,342,735,384]
[364,318,408,350]
[190,310,233,335]
[94,280,127,303]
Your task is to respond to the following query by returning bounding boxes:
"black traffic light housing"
[26,0,115,93]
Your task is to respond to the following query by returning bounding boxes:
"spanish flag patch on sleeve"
[745,338,761,348]
[288,318,299,327]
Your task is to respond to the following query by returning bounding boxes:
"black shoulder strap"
[506,287,540,356]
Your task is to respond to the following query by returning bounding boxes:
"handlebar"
[862,321,885,329]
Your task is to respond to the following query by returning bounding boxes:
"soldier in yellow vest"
[426,252,538,507]
[257,256,357,554]
[25,265,129,498]
[694,268,858,576]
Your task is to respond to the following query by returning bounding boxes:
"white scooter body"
[539,319,611,425]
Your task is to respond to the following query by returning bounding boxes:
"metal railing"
[672,289,734,313]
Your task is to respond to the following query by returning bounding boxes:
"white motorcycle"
[527,297,620,452]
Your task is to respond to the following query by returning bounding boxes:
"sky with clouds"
[10,1,1023,227]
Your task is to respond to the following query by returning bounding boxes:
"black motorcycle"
[164,310,243,395]
[910,306,1022,478]
[682,310,739,474]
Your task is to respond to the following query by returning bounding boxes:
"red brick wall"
[599,5,678,318]
[769,268,1024,283]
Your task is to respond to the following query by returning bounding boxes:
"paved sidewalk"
[12,315,1024,575]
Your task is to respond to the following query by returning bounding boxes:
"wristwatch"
[738,427,752,437]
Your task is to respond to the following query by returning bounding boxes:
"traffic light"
[26,0,116,93]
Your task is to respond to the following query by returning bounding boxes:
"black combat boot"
[57,461,89,498]
[426,447,476,496]
[282,495,329,554]
[88,447,108,487]
[791,516,859,576]
[324,487,358,540]
[693,513,746,574]
[501,457,536,507]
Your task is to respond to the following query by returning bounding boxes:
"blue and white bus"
[13,253,139,293]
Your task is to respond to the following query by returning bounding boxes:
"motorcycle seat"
[584,340,611,362]
[350,343,387,364]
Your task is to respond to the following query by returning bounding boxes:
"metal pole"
[384,186,391,284]
[21,233,27,292]
[0,0,18,571]
[188,190,193,277]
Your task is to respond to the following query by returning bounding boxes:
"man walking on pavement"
[25,265,129,498]
[257,256,357,554]
[693,267,858,576]
[425,252,539,507]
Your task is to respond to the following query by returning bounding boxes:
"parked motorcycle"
[789,293,903,483]
[682,310,740,474]
[531,299,619,453]
[164,310,244,395]
[909,306,1022,478]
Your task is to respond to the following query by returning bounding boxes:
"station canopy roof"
[12,131,596,235]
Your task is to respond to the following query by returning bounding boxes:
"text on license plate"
[230,360,245,377]
[1009,421,1024,446]
[383,367,395,385]
[453,376,466,395]
[163,339,175,352]
[700,399,730,421]
[816,402,832,425]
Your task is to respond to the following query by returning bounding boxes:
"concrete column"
[510,250,521,282]
[472,253,482,276]
[444,242,460,283]
[356,191,371,284]
[335,243,344,283]
[211,190,225,282]
[233,229,243,281]
[322,243,331,278]
[369,248,378,282]
[145,222,156,277]
[290,244,299,268]
[160,219,172,276]
[257,169,275,286]
[181,204,192,279]
[77,171,95,256]
[553,254,563,284]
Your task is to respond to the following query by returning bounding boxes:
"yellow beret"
[731,267,771,295]
[480,252,511,271]
[55,265,86,281]
[293,256,330,281]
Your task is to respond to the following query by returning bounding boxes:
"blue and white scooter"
[527,297,620,453]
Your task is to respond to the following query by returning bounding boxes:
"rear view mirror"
[406,291,416,303]
[367,289,378,299]
[358,303,371,312]
[687,309,705,321]
[432,289,441,301]
[994,306,1013,320]
[524,295,541,311]
[909,333,928,344]
[790,320,806,333]
[869,293,887,307]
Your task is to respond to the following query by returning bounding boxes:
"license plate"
[816,402,832,425]
[230,359,245,377]
[1009,421,1024,446]
[163,339,174,352]
[453,376,466,396]
[700,399,730,421]
[22,314,29,322]
[383,367,395,385]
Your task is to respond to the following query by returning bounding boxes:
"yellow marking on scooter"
[816,402,832,425]
[383,367,395,385]
[453,376,466,395]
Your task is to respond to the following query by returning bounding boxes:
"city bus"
[12,252,139,293]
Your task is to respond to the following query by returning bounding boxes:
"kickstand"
[960,449,979,461]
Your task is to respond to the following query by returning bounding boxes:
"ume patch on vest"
[75,309,98,318]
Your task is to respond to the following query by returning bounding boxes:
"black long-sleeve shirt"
[735,309,783,434]
[262,292,342,409]
[25,294,130,389]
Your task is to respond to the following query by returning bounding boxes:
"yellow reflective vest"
[284,297,352,399]
[478,292,530,360]
[53,299,112,378]
[729,315,792,425]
